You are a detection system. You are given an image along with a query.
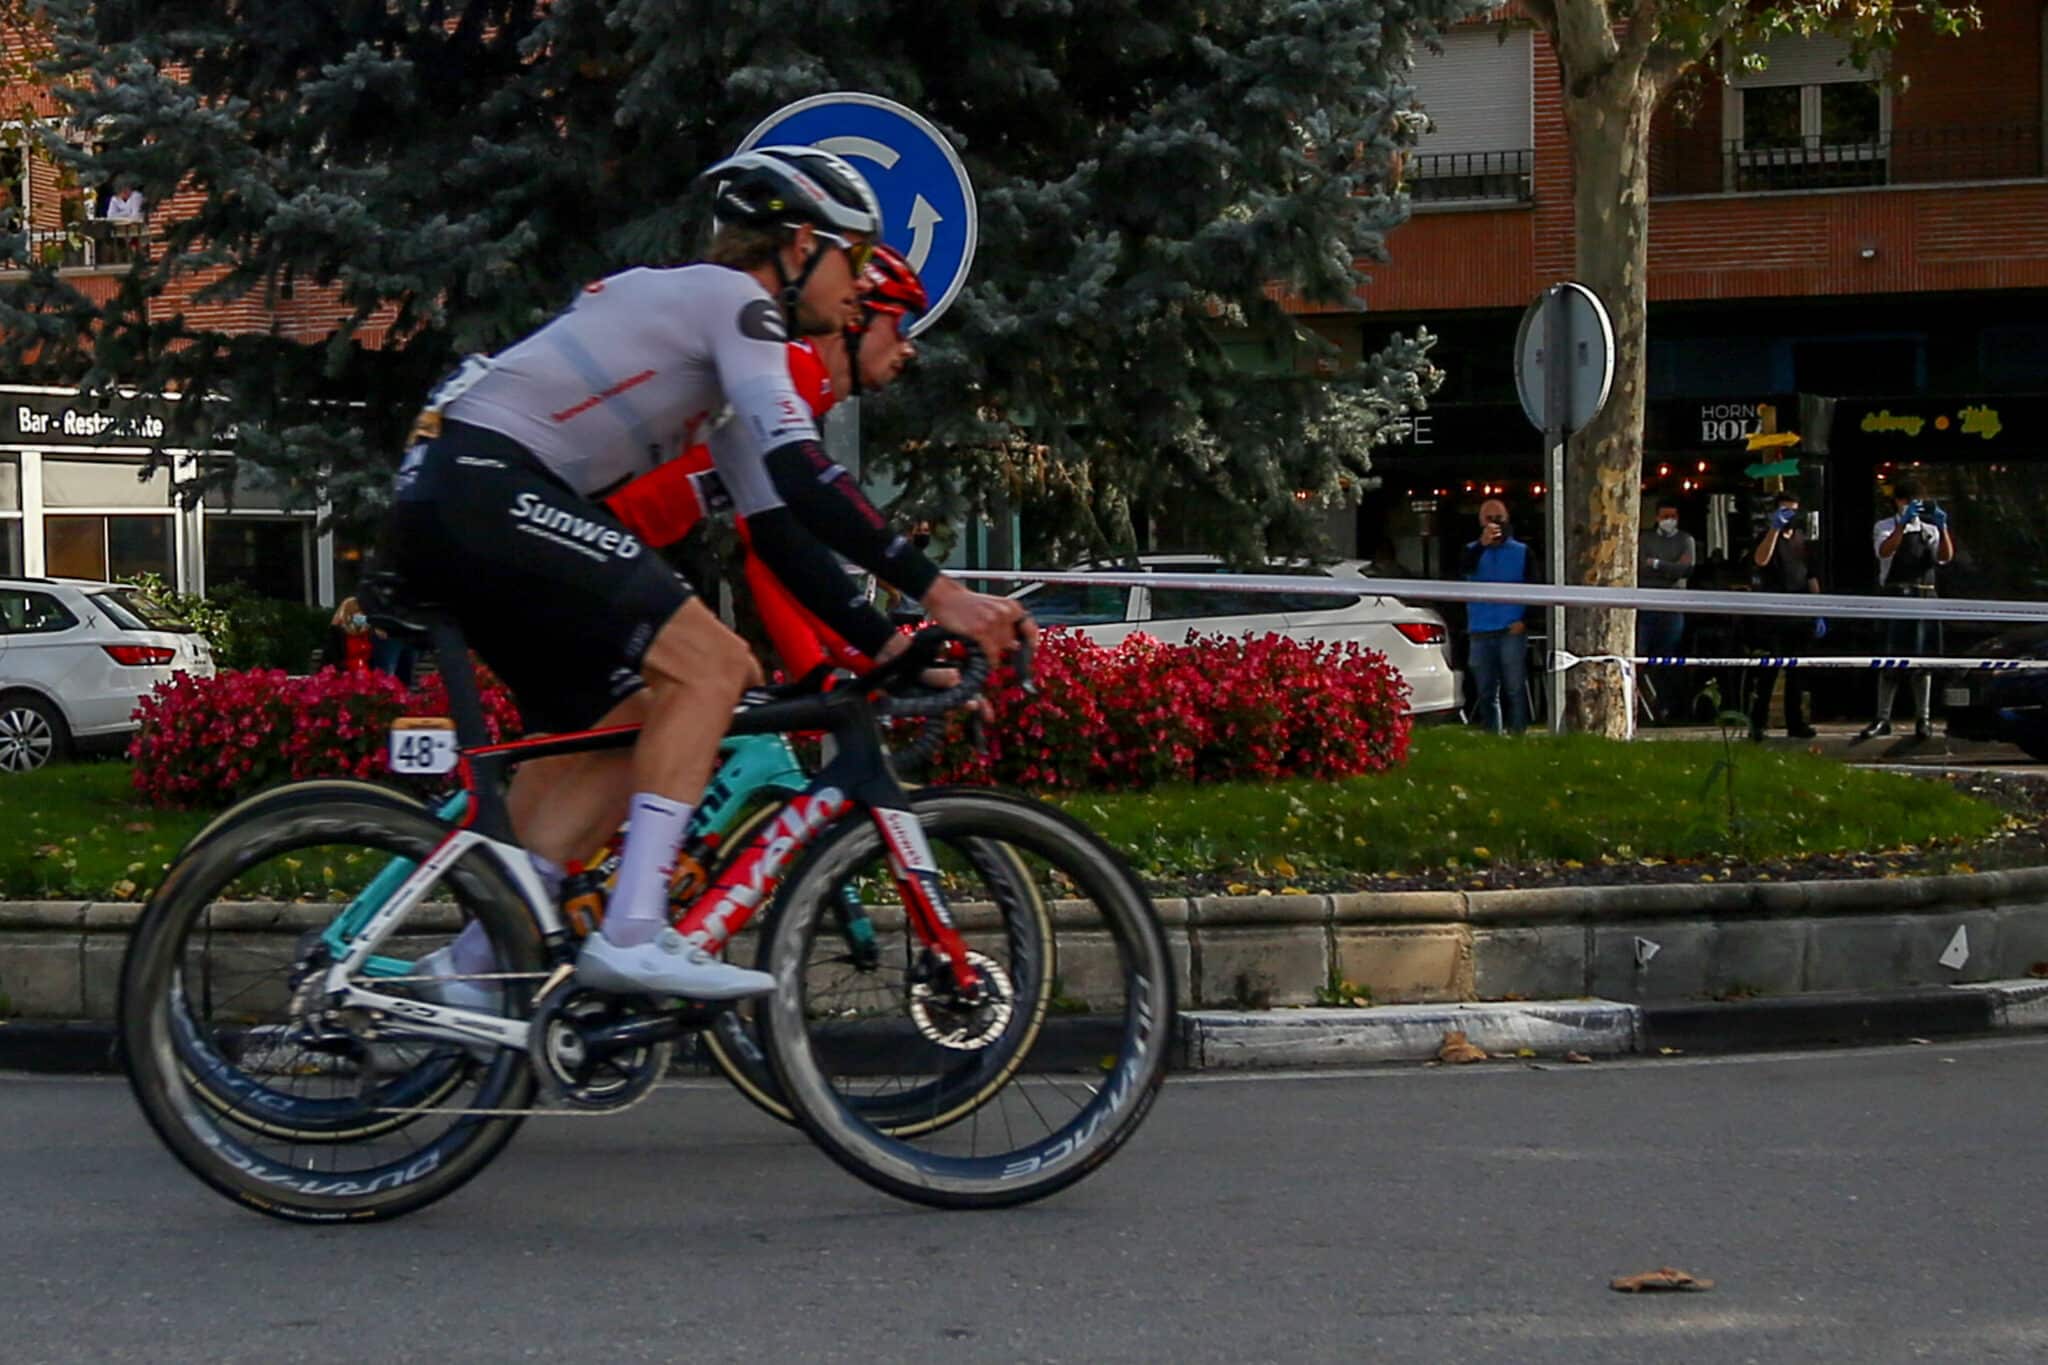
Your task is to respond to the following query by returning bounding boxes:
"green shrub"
[122,573,329,672]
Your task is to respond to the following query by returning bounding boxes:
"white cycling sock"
[444,851,565,974]
[601,793,693,948]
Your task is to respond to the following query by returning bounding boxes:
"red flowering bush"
[926,630,1412,792]
[128,665,523,809]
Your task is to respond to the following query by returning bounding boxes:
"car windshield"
[94,587,192,633]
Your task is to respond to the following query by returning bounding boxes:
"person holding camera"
[1747,490,1823,741]
[1857,478,1956,742]
[1461,497,1537,734]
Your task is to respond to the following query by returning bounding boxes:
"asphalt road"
[6,1038,2048,1364]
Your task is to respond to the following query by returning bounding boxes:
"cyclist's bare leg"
[574,601,778,999]
[506,695,645,865]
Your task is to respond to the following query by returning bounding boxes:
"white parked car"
[1009,555,1460,716]
[0,576,216,773]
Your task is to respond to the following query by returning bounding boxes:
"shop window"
[204,518,311,601]
[42,457,173,508]
[44,513,172,582]
[0,519,20,576]
[0,453,17,510]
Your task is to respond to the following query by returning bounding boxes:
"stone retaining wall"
[7,866,2048,1020]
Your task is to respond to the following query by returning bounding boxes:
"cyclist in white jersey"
[390,147,1031,1002]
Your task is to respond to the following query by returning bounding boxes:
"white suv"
[1010,556,1461,716]
[0,577,216,773]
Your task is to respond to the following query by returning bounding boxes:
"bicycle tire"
[120,799,544,1224]
[706,827,1052,1135]
[758,787,1174,1209]
[157,778,474,1142]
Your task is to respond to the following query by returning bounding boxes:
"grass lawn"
[1057,726,2009,888]
[0,760,213,901]
[0,728,2011,900]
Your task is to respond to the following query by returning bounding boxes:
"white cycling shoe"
[575,927,776,1001]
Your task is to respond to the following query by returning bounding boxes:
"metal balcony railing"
[6,220,149,271]
[1651,124,2047,197]
[1406,149,1533,205]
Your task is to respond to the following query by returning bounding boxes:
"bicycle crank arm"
[578,1008,721,1062]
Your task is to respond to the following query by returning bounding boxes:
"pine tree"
[19,0,1481,556]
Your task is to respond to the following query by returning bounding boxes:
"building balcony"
[3,221,150,275]
[1652,124,2047,198]
[1406,149,1534,208]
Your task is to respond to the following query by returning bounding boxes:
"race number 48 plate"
[389,717,459,774]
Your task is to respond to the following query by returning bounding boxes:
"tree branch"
[1614,0,1663,82]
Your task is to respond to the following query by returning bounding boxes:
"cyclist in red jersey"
[603,243,928,683]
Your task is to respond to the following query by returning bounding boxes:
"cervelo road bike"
[162,723,1036,1140]
[120,602,1175,1223]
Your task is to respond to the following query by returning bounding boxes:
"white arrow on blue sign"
[739,93,977,337]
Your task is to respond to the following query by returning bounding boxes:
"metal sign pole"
[1542,289,1568,734]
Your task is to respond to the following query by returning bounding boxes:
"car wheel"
[0,694,68,773]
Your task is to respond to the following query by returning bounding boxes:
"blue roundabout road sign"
[740,93,977,336]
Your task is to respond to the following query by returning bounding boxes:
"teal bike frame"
[322,734,811,977]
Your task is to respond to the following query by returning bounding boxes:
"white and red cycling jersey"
[603,338,875,682]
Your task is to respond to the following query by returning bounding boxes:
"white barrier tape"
[959,569,2048,624]
[1620,655,2048,671]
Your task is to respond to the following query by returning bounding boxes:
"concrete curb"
[1175,978,2048,1068]
[13,981,2048,1076]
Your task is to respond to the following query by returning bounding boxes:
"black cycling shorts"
[388,422,690,733]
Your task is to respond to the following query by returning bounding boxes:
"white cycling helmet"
[700,145,882,239]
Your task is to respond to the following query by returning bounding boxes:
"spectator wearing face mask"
[327,596,374,673]
[1747,491,1823,741]
[1461,497,1537,735]
[1857,478,1956,743]
[1635,500,1694,724]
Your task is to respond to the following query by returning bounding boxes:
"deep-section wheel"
[758,788,1174,1209]
[120,798,544,1223]
[705,825,1051,1136]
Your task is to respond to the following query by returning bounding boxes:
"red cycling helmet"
[850,243,928,330]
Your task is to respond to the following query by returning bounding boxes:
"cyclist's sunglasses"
[814,229,875,275]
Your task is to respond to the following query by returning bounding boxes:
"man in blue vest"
[1461,497,1537,734]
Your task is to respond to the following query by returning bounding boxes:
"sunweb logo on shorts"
[509,492,643,562]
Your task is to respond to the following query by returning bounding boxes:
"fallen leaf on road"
[1564,1051,1592,1064]
[1437,1030,1488,1065]
[1610,1267,1714,1293]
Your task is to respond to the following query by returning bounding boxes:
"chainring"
[527,989,673,1112]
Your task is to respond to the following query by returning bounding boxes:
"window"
[0,588,78,634]
[1728,34,1887,191]
[1405,28,1534,204]
[203,518,312,601]
[95,587,190,632]
[1016,581,1132,627]
[44,514,172,581]
[0,454,18,576]
[1149,585,1281,620]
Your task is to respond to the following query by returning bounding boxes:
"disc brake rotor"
[907,951,1015,1051]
